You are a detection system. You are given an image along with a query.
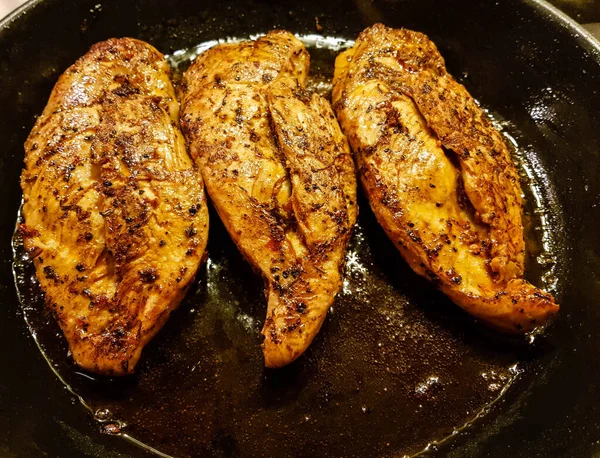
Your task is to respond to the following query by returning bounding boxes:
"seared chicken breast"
[20,38,209,375]
[333,24,558,332]
[181,31,357,367]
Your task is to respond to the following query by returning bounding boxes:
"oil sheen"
[12,35,562,458]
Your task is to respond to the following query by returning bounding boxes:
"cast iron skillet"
[1,0,600,456]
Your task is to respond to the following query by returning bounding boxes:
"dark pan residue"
[12,37,563,458]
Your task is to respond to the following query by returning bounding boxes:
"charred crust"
[112,75,141,97]
[185,224,197,238]
[43,265,57,280]
[138,268,158,283]
[295,302,307,314]
[18,224,39,238]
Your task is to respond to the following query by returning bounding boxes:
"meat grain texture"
[181,31,357,367]
[333,24,558,332]
[20,38,209,375]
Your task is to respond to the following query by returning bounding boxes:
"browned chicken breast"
[20,38,209,375]
[333,24,558,332]
[181,31,357,367]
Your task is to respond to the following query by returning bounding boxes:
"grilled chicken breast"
[20,38,209,375]
[181,31,357,367]
[333,24,558,332]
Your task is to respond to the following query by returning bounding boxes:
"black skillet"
[1,0,600,456]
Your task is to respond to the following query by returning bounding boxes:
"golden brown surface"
[333,24,558,332]
[20,38,209,375]
[181,31,357,367]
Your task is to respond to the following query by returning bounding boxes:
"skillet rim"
[1,0,599,57]
[526,0,600,53]
[1,0,599,457]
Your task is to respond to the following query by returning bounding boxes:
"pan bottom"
[12,35,561,458]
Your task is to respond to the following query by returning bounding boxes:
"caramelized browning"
[20,38,209,375]
[181,31,357,367]
[333,24,558,332]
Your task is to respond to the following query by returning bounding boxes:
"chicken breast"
[20,38,209,375]
[180,31,357,367]
[332,24,558,332]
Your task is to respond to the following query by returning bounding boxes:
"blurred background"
[552,0,599,22]
[553,0,600,37]
[0,0,21,18]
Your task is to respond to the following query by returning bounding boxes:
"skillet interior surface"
[1,0,600,457]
